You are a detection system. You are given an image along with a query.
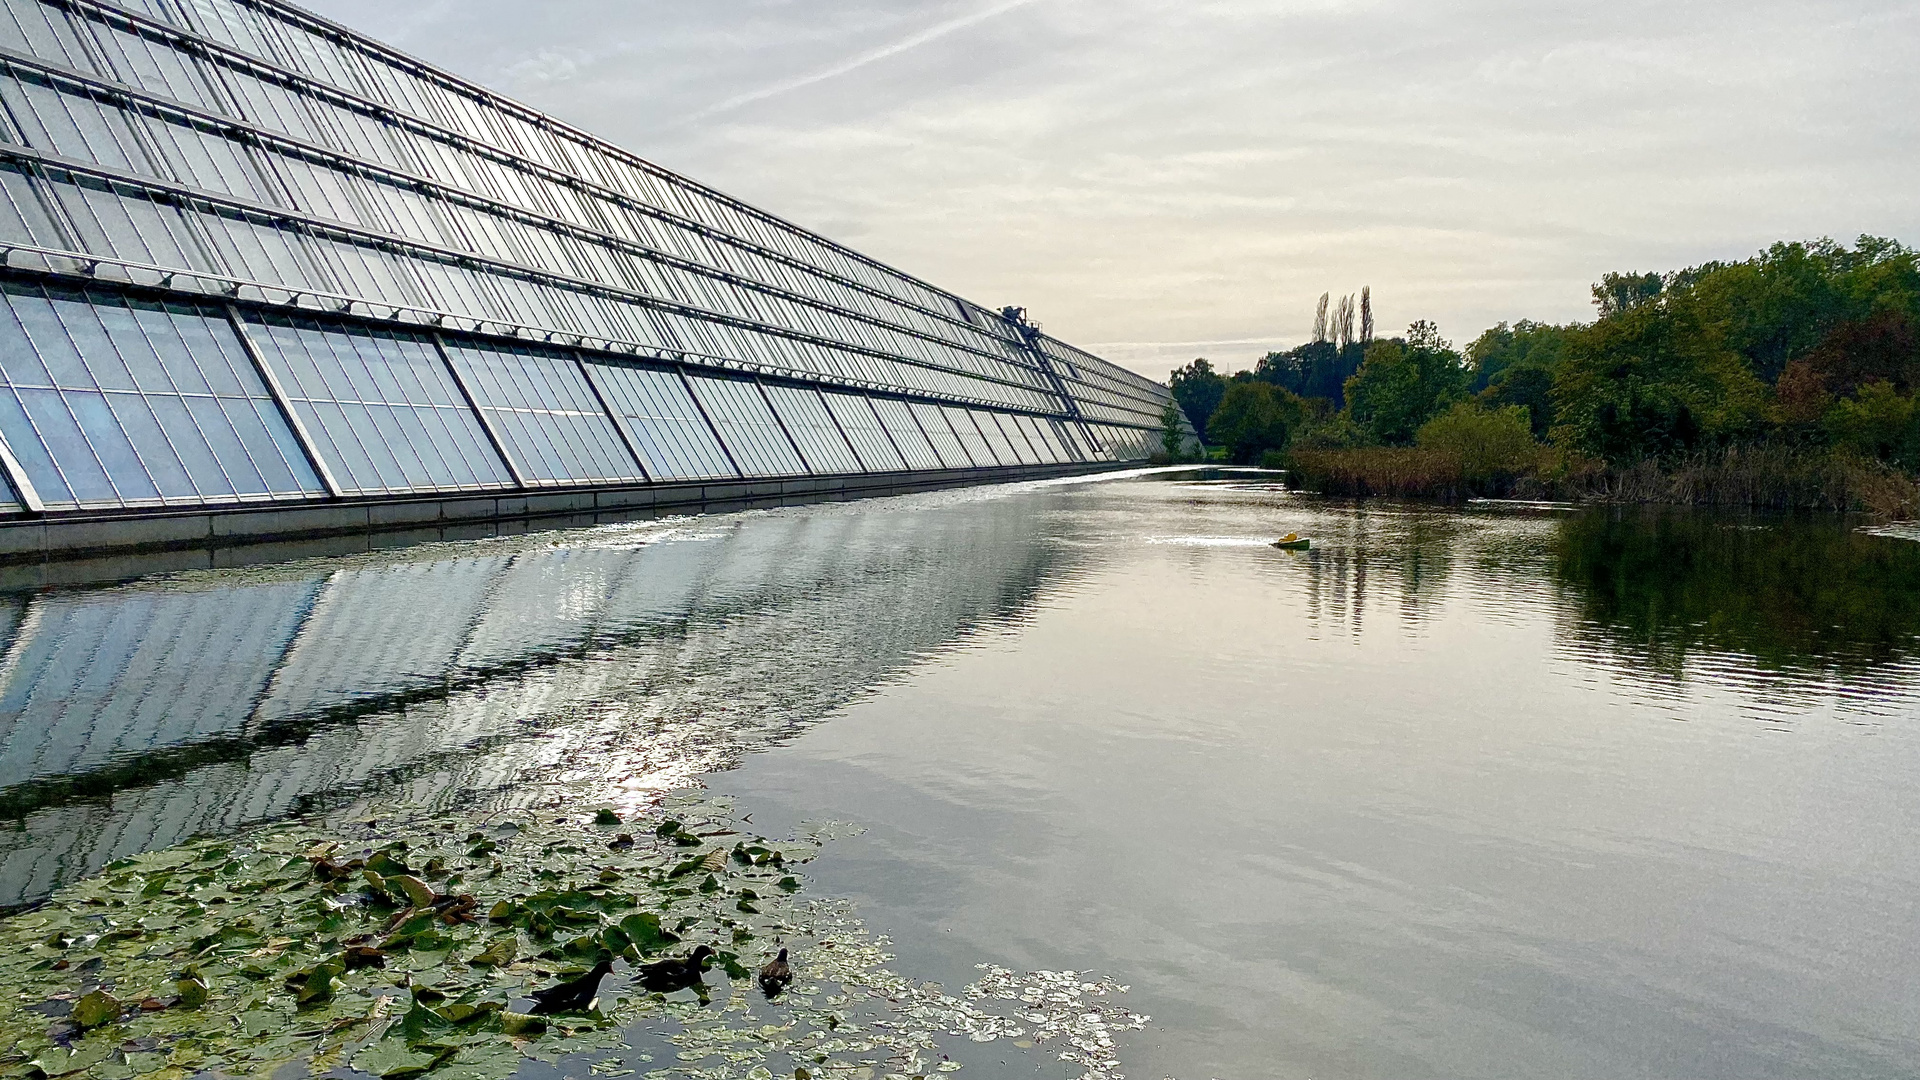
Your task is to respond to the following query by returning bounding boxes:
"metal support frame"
[0,39,1050,390]
[0,127,1078,417]
[0,428,44,514]
[53,0,1021,357]
[226,304,345,498]
[14,0,1179,423]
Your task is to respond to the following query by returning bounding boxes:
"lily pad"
[72,989,121,1029]
[351,1039,447,1079]
[468,937,516,968]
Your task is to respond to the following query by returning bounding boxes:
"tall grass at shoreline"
[1288,444,1920,518]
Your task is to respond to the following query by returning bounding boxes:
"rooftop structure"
[0,0,1185,557]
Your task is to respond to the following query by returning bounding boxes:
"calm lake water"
[3,472,1919,1078]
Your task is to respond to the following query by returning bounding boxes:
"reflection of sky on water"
[711,483,1920,1080]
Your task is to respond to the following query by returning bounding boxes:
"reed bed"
[1288,445,1920,518]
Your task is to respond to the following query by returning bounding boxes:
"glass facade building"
[0,0,1183,532]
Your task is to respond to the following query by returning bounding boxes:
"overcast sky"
[301,0,1918,380]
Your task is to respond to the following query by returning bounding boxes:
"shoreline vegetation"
[1160,236,1920,519]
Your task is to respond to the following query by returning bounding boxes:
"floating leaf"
[390,875,437,908]
[72,989,121,1029]
[365,850,413,878]
[613,911,678,955]
[344,946,388,971]
[351,1039,445,1080]
[468,937,517,968]
[499,1011,545,1036]
[175,972,209,1008]
[285,958,343,1005]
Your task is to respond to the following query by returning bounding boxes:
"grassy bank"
[1288,444,1920,518]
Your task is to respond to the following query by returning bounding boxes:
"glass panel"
[245,313,511,495]
[682,374,804,478]
[761,383,860,475]
[0,162,63,248]
[154,393,233,496]
[1012,413,1063,464]
[869,397,941,470]
[13,386,113,502]
[820,391,906,472]
[1051,419,1089,461]
[0,0,98,73]
[440,341,640,485]
[968,409,1022,465]
[583,362,735,481]
[0,282,319,507]
[941,407,995,466]
[907,402,971,468]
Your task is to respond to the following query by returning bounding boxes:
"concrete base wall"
[0,462,1127,587]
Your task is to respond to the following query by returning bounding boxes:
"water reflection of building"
[0,493,1075,907]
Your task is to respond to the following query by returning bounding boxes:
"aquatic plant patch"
[0,793,1149,1080]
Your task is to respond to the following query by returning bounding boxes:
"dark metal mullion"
[674,368,740,480]
[858,396,911,471]
[225,302,340,496]
[575,358,648,484]
[432,331,523,489]
[751,378,811,476]
[816,389,870,473]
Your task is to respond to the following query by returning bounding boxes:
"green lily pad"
[72,989,121,1029]
[391,875,437,908]
[468,937,517,967]
[351,1038,447,1079]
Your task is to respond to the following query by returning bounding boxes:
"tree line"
[1164,236,1920,511]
